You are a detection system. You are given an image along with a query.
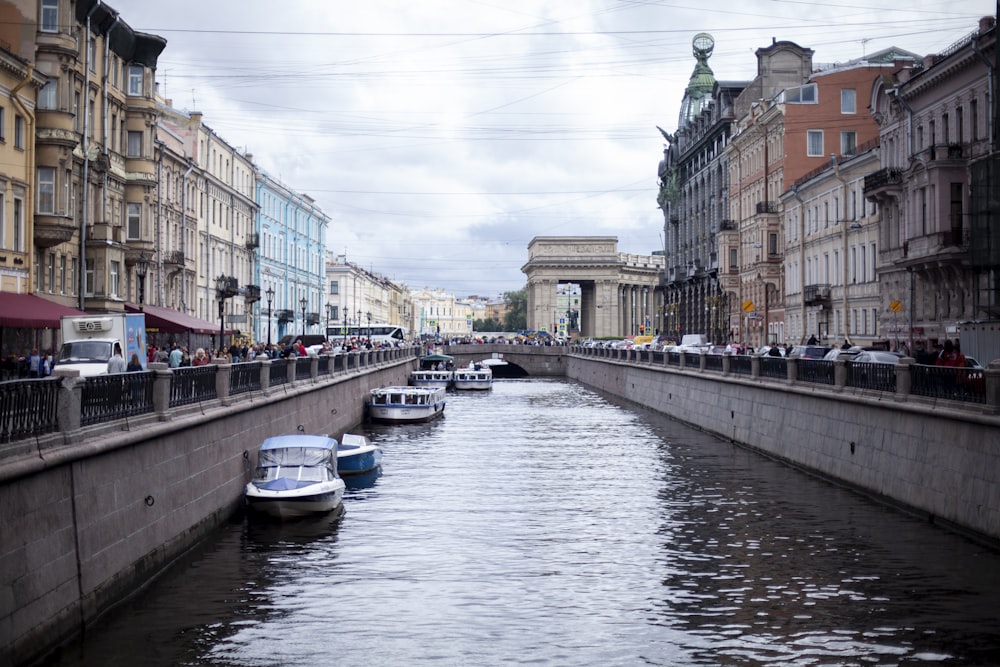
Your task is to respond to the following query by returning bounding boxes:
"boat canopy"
[258,435,337,467]
[420,353,454,362]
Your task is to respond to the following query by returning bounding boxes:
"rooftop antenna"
[861,37,872,59]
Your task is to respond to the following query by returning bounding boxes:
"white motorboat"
[367,385,447,423]
[245,434,346,519]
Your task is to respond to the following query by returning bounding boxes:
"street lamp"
[265,286,275,347]
[366,311,372,342]
[216,275,229,352]
[300,297,308,336]
[135,252,148,306]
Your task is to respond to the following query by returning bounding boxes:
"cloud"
[112,0,992,296]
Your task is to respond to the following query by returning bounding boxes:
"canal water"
[47,378,1000,666]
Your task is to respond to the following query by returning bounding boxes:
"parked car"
[789,345,830,359]
[757,345,785,357]
[852,350,905,364]
[823,346,863,361]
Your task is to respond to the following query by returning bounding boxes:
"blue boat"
[245,434,346,520]
[337,433,383,476]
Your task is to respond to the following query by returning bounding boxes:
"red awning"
[0,292,87,328]
[125,303,231,335]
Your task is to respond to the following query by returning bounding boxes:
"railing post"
[214,359,232,405]
[149,362,172,420]
[287,357,297,384]
[699,352,707,372]
[259,358,271,391]
[679,351,686,369]
[786,356,798,384]
[722,352,731,375]
[53,370,82,435]
[310,355,319,381]
[985,361,1000,413]
[751,354,761,378]
[895,358,914,400]
[834,357,848,391]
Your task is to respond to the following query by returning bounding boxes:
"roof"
[420,353,454,362]
[0,292,86,328]
[260,435,337,451]
[125,303,230,335]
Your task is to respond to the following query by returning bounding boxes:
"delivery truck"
[56,313,147,377]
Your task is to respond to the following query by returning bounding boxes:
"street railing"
[0,347,421,450]
[574,345,997,411]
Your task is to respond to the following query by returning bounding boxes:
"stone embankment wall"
[567,355,1000,546]
[1,359,412,667]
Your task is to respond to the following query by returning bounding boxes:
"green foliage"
[503,286,527,331]
[474,317,502,331]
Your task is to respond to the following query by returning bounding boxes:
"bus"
[326,324,407,345]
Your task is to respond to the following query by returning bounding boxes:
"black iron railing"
[81,372,154,426]
[0,378,59,442]
[230,361,262,396]
[169,366,218,407]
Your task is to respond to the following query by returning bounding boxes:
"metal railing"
[798,359,834,385]
[911,364,986,404]
[760,356,787,379]
[230,361,262,396]
[295,358,312,381]
[0,378,60,442]
[82,372,155,426]
[269,359,289,387]
[169,366,218,407]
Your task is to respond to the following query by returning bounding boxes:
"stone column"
[149,362,172,420]
[54,370,82,435]
[214,359,232,406]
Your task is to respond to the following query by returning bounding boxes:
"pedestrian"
[126,352,143,372]
[107,343,127,374]
[807,334,818,345]
[26,348,42,378]
[168,343,182,368]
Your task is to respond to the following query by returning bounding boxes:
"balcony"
[804,284,831,305]
[864,167,902,194]
[245,233,259,250]
[719,219,737,232]
[33,213,76,249]
[217,276,239,297]
[244,284,261,303]
[163,250,185,266]
[755,201,779,215]
[306,312,321,325]
[276,309,294,323]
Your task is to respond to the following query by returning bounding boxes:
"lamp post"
[135,252,148,307]
[216,275,228,352]
[300,297,308,336]
[265,286,274,348]
[366,311,372,342]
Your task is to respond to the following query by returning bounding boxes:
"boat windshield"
[257,446,333,469]
[253,464,334,482]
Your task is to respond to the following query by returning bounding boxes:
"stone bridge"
[440,344,567,377]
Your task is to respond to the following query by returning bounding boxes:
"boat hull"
[367,403,445,423]
[338,448,383,475]
[453,370,492,390]
[245,480,346,519]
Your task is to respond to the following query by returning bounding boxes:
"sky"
[108,0,994,299]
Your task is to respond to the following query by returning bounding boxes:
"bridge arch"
[520,236,664,339]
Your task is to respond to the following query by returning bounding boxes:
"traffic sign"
[742,300,755,313]
[890,300,902,313]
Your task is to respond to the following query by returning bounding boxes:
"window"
[109,261,120,297]
[127,130,142,157]
[330,280,339,294]
[768,232,778,256]
[40,0,58,32]
[47,253,55,292]
[782,83,817,104]
[841,131,857,156]
[38,80,57,110]
[60,255,66,294]
[127,202,141,239]
[71,258,78,295]
[0,106,5,141]
[37,167,55,213]
[85,258,94,296]
[971,98,979,141]
[807,130,823,156]
[729,247,738,271]
[12,197,22,251]
[841,88,856,114]
[14,115,23,149]
[127,66,143,96]
[88,37,96,72]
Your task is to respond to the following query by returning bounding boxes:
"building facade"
[867,17,998,350]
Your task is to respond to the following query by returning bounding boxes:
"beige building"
[326,253,412,336]
[782,147,881,346]
[410,287,471,338]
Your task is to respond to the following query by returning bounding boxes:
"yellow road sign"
[742,300,755,313]
[889,300,902,313]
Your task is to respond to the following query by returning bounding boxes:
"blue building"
[255,171,330,345]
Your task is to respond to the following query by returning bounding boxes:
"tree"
[474,317,501,331]
[503,287,527,332]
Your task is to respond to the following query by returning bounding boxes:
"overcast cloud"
[109,0,992,298]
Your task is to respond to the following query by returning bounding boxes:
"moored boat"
[411,353,455,388]
[338,433,383,475]
[367,385,447,423]
[453,361,493,390]
[245,434,346,520]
